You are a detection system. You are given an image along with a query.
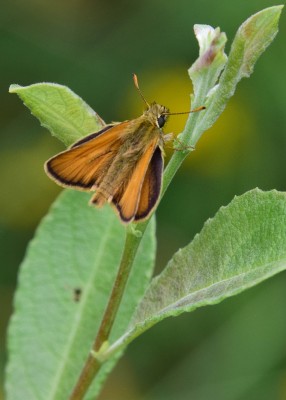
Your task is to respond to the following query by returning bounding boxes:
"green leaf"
[101,190,286,360]
[5,191,156,400]
[9,83,105,146]
[134,188,286,324]
[234,5,283,79]
[188,5,283,145]
[135,189,286,322]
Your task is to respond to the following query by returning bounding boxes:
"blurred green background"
[1,1,286,399]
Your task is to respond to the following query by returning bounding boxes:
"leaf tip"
[9,84,22,93]
[240,4,284,38]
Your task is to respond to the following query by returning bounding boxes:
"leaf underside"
[133,189,286,330]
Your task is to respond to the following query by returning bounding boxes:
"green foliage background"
[1,1,286,399]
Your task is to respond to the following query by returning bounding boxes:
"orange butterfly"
[45,75,204,223]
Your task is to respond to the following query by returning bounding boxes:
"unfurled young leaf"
[189,24,227,100]
[186,5,283,145]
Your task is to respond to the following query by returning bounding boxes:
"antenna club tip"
[133,73,139,88]
[191,105,206,113]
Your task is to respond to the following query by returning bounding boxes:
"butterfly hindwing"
[111,139,159,222]
[134,146,163,221]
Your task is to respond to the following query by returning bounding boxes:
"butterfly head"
[144,102,169,128]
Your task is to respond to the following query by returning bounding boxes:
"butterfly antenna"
[164,105,206,116]
[133,73,150,108]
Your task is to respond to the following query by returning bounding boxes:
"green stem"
[162,108,204,195]
[83,111,209,368]
[69,223,147,399]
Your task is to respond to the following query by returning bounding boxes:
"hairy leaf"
[6,191,156,399]
[134,189,286,325]
[101,190,286,360]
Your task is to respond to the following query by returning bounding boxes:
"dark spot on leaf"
[73,287,82,302]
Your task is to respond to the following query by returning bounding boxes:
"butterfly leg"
[163,133,173,143]
[173,136,195,152]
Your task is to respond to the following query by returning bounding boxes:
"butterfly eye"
[157,115,166,128]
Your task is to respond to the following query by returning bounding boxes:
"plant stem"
[93,226,146,348]
[69,223,147,399]
[162,108,203,196]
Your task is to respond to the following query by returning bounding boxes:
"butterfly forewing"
[44,99,172,223]
[45,122,130,189]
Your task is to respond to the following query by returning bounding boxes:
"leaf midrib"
[134,256,286,326]
[28,90,85,136]
[16,85,96,139]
